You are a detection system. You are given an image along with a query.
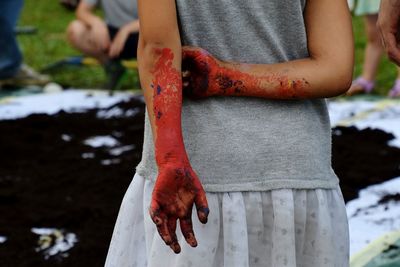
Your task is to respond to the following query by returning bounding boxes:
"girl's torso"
[136,0,339,191]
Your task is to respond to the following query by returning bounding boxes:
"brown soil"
[0,96,145,267]
[0,99,400,266]
[378,193,400,205]
[332,126,400,202]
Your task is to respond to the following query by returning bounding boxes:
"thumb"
[194,191,209,224]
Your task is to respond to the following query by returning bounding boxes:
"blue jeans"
[0,0,23,79]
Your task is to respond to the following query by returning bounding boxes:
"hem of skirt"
[135,168,339,192]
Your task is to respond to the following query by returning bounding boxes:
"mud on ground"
[0,98,400,266]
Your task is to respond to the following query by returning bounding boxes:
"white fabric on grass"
[105,174,349,267]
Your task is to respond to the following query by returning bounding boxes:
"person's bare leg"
[347,14,383,95]
[66,20,109,63]
[362,15,384,81]
[388,66,400,97]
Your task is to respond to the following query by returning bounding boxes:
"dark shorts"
[107,25,139,60]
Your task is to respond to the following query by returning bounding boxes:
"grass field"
[18,0,139,89]
[18,1,399,94]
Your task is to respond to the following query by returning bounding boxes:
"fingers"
[149,200,162,224]
[167,217,181,253]
[180,217,197,247]
[150,210,170,242]
[182,70,191,88]
[149,202,173,245]
[183,81,190,88]
[150,201,182,253]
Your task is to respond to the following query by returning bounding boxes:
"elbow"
[310,39,354,97]
[321,57,354,97]
[339,69,353,94]
[137,24,181,71]
[138,41,181,71]
[140,42,169,57]
[138,27,181,60]
[138,43,168,72]
[331,47,355,96]
[140,37,181,55]
[331,66,353,96]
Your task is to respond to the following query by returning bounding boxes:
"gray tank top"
[84,0,138,28]
[136,0,339,192]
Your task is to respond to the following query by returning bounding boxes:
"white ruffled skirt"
[105,174,349,267]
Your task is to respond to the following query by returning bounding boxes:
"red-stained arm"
[182,0,354,99]
[137,0,209,254]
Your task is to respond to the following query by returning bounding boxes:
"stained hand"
[182,46,225,98]
[150,164,209,254]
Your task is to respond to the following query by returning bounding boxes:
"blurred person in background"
[378,0,400,75]
[347,0,400,97]
[0,0,50,88]
[66,0,139,86]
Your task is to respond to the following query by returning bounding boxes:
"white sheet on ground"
[328,99,400,256]
[346,177,400,255]
[0,90,133,120]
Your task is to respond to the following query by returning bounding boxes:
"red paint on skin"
[149,48,209,254]
[151,48,186,165]
[182,48,309,99]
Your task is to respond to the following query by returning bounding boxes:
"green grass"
[18,0,139,89]
[18,1,398,94]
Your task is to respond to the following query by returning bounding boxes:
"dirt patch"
[332,126,400,202]
[0,96,145,267]
[378,193,400,205]
[0,100,400,266]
